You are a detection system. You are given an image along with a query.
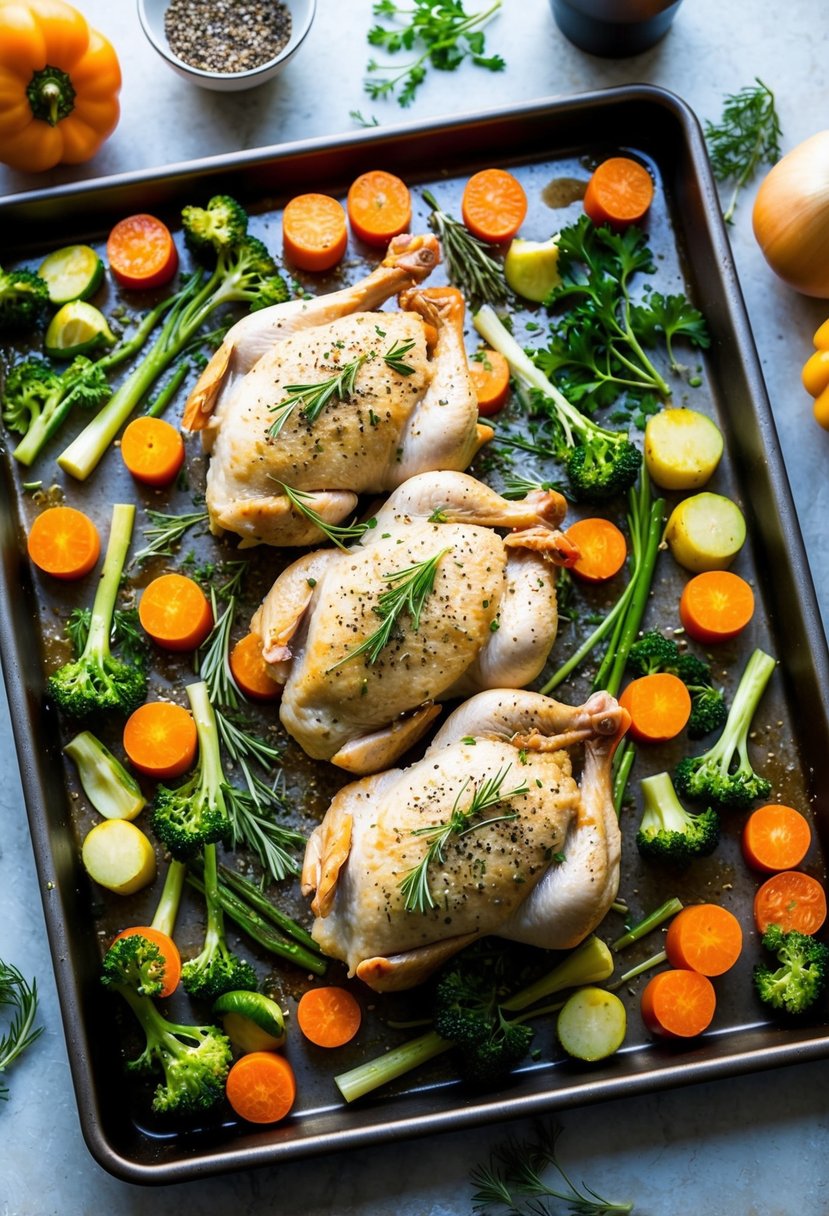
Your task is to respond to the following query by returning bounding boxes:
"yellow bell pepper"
[0,0,121,173]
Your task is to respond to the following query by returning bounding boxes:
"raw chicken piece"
[251,471,579,774]
[182,234,492,547]
[301,688,629,992]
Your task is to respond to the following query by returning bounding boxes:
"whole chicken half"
[182,234,493,547]
[251,471,579,775]
[301,688,629,992]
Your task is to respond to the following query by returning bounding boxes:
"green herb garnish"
[131,507,209,565]
[0,959,43,1101]
[268,354,368,437]
[422,188,508,312]
[278,482,377,550]
[384,337,417,376]
[704,77,782,223]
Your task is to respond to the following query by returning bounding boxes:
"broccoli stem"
[198,844,226,960]
[151,860,187,940]
[611,897,683,951]
[63,730,145,821]
[706,648,776,777]
[335,1030,452,1104]
[146,361,190,419]
[186,679,226,799]
[639,771,686,831]
[83,504,135,660]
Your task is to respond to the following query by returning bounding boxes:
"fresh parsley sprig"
[704,77,782,223]
[400,765,529,913]
[0,960,43,1101]
[268,355,368,437]
[365,0,505,107]
[278,482,377,551]
[329,548,449,669]
[422,188,508,312]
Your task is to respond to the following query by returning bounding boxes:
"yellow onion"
[752,130,829,297]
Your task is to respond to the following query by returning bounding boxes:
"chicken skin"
[251,471,579,775]
[301,688,629,992]
[182,234,492,547]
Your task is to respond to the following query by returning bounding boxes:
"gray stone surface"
[2,1,829,1211]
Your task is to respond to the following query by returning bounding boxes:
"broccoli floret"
[432,956,535,1088]
[0,266,50,333]
[48,503,147,719]
[627,630,680,677]
[754,923,829,1015]
[565,432,642,502]
[4,354,112,467]
[674,648,775,809]
[636,771,720,866]
[151,681,231,859]
[675,652,711,686]
[1,358,61,434]
[181,194,249,254]
[180,843,257,1001]
[687,685,728,739]
[209,235,289,312]
[456,1009,535,1087]
[101,935,231,1115]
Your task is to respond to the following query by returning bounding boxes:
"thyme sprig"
[422,188,508,312]
[704,77,782,223]
[131,507,209,565]
[268,354,368,437]
[278,481,377,551]
[329,547,449,669]
[0,960,43,1101]
[400,764,529,913]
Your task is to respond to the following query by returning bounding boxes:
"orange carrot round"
[123,701,198,780]
[106,214,179,290]
[225,1051,296,1124]
[347,170,412,247]
[296,986,362,1048]
[461,168,527,244]
[27,505,101,580]
[282,193,348,272]
[742,804,812,874]
[754,870,827,936]
[230,633,282,703]
[565,517,628,583]
[618,672,692,743]
[583,157,654,229]
[112,926,181,998]
[664,904,743,976]
[679,570,755,644]
[640,968,716,1038]
[120,416,186,488]
[138,573,213,652]
[468,349,511,415]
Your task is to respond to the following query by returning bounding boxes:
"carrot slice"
[468,349,511,416]
[123,700,198,780]
[138,573,213,652]
[664,904,743,976]
[565,517,627,583]
[282,193,348,272]
[679,570,755,644]
[112,926,181,998]
[640,968,716,1038]
[297,986,362,1048]
[106,214,179,290]
[120,416,185,488]
[461,168,528,243]
[230,633,282,703]
[583,157,654,229]
[742,804,812,874]
[225,1051,296,1124]
[27,505,101,580]
[754,870,827,936]
[347,170,412,247]
[618,672,691,743]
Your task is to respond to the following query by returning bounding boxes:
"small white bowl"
[137,0,316,92]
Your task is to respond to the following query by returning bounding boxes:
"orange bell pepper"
[0,0,121,172]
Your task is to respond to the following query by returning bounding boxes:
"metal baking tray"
[2,85,829,1185]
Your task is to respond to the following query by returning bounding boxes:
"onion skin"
[752,130,829,298]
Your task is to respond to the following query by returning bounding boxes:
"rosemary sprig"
[223,781,305,881]
[470,1123,633,1215]
[278,481,377,551]
[704,77,782,223]
[500,472,567,500]
[383,337,417,375]
[329,547,449,669]
[268,354,368,437]
[0,960,43,1100]
[422,188,508,312]
[400,765,529,913]
[131,507,209,565]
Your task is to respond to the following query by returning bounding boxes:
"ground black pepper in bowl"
[164,0,292,73]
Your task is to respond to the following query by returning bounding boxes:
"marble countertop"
[3,1,829,1212]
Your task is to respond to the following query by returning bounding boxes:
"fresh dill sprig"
[470,1123,634,1215]
[350,108,380,127]
[66,606,147,668]
[328,547,449,669]
[278,481,377,550]
[704,77,782,223]
[400,764,529,913]
[268,355,368,437]
[422,188,508,312]
[383,337,418,375]
[0,960,43,1101]
[130,507,209,565]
